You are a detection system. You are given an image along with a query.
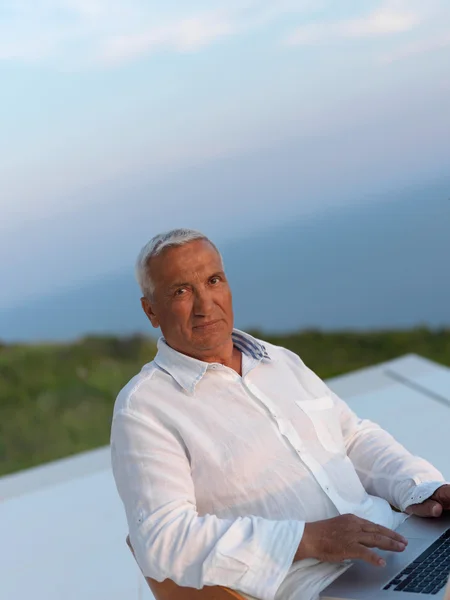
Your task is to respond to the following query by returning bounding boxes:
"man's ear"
[141,297,159,328]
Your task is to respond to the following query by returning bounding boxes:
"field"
[1,327,449,477]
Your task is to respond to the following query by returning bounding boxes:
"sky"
[1,0,450,310]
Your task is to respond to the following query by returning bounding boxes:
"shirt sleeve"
[110,409,304,600]
[279,346,447,514]
[330,390,447,512]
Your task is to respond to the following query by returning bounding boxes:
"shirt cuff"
[398,480,449,513]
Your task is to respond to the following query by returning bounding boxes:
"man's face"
[141,239,234,357]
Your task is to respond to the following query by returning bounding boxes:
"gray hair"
[135,228,223,300]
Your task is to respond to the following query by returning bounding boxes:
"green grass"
[1,328,449,477]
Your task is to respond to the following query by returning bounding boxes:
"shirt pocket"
[295,395,345,455]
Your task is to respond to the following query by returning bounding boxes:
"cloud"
[379,32,450,63]
[285,3,420,45]
[1,0,447,67]
[100,14,236,65]
[0,0,314,67]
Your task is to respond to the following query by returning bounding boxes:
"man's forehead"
[167,259,223,282]
[154,243,222,281]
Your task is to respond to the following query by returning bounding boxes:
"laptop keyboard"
[383,527,450,595]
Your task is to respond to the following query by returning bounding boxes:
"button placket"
[243,380,303,452]
[301,453,339,503]
[242,377,350,514]
[244,381,280,421]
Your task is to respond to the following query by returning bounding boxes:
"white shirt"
[111,329,446,600]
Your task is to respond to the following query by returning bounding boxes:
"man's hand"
[405,484,450,518]
[294,514,408,567]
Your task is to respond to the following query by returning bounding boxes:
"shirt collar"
[154,328,271,395]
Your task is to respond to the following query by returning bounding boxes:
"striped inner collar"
[232,329,270,361]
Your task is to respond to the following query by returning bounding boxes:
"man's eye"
[210,277,220,284]
[175,288,186,296]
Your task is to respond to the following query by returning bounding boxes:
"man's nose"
[193,290,214,314]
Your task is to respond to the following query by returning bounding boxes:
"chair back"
[125,536,245,600]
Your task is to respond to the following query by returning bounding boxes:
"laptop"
[321,512,450,599]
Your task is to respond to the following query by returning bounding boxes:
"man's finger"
[406,499,443,518]
[432,484,450,509]
[359,533,407,553]
[360,520,408,544]
[356,545,386,568]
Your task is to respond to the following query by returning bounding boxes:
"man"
[111,228,449,600]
